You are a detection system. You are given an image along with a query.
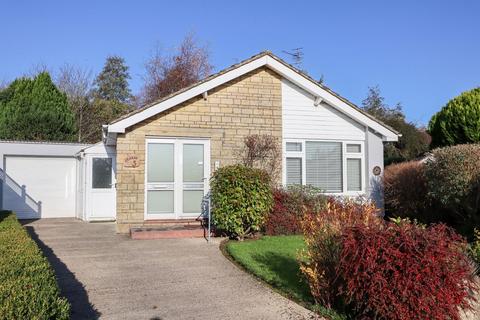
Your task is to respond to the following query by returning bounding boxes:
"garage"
[4,156,77,219]
[0,141,90,219]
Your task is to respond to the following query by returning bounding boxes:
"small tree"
[428,87,480,148]
[240,134,281,184]
[141,34,212,105]
[93,55,131,103]
[0,72,76,141]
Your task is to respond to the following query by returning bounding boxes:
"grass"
[225,235,347,320]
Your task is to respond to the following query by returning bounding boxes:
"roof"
[0,139,91,146]
[107,51,400,141]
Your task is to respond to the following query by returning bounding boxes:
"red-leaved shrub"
[383,160,430,220]
[338,221,477,320]
[265,186,326,236]
[298,198,380,308]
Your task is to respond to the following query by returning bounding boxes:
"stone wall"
[115,67,282,232]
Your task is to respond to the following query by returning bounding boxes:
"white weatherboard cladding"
[282,79,366,141]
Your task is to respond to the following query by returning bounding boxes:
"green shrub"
[0,211,70,319]
[428,87,480,148]
[210,165,273,240]
[424,144,480,236]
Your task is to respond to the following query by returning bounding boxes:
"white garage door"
[3,156,77,219]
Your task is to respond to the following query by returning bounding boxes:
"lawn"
[225,235,347,320]
[226,235,312,303]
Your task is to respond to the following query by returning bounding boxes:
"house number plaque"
[124,154,139,168]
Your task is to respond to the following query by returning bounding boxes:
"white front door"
[145,138,210,220]
[86,155,116,220]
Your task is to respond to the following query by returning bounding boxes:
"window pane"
[183,144,204,182]
[147,143,174,182]
[306,141,342,192]
[286,142,302,152]
[347,158,362,191]
[286,158,302,185]
[147,190,174,213]
[347,144,361,153]
[183,190,204,214]
[92,158,112,189]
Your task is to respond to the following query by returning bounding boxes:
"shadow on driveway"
[26,226,101,320]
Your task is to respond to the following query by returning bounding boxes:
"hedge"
[0,211,70,319]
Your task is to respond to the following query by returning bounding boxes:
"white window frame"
[283,139,365,195]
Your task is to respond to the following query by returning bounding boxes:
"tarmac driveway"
[25,219,316,320]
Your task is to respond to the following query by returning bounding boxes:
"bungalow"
[0,51,399,233]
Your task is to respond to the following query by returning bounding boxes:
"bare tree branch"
[55,64,93,142]
[140,33,213,105]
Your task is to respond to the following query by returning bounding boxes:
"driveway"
[25,219,316,320]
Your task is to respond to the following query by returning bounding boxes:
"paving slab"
[25,219,317,320]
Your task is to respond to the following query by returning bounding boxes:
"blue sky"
[1,0,479,125]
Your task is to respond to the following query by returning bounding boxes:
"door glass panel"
[183,144,204,182]
[147,190,174,213]
[92,158,112,189]
[183,190,204,214]
[147,143,174,182]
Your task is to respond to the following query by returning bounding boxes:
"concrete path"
[24,219,317,320]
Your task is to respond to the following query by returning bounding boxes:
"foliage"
[210,165,273,240]
[0,72,76,141]
[362,86,430,164]
[383,160,432,221]
[226,235,347,320]
[93,55,131,103]
[469,228,480,269]
[266,186,327,236]
[428,87,480,148]
[0,211,70,319]
[56,63,133,143]
[298,199,380,309]
[80,98,132,142]
[338,221,477,320]
[424,144,480,236]
[141,33,212,105]
[241,134,281,184]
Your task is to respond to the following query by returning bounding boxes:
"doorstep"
[130,219,208,240]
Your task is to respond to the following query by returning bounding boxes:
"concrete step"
[130,223,206,240]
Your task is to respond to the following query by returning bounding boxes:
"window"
[284,140,364,193]
[92,158,112,189]
[286,142,302,152]
[346,144,361,153]
[306,141,342,192]
[347,158,361,191]
[286,158,302,185]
